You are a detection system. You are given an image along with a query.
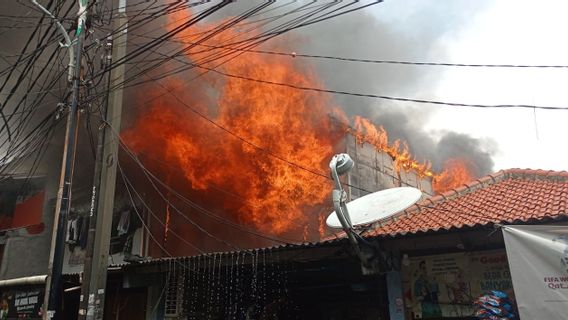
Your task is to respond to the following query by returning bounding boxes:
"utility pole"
[43,1,88,319]
[79,0,127,318]
[77,34,112,319]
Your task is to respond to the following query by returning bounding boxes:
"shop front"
[0,281,44,319]
[401,249,514,320]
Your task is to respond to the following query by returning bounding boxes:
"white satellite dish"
[326,187,422,228]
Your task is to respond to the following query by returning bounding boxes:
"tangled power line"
[3,0,568,258]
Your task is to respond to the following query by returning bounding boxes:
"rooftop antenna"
[328,153,422,274]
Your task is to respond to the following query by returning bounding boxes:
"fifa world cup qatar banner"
[502,225,568,320]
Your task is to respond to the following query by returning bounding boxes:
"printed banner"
[502,224,568,320]
[402,250,514,319]
[0,286,43,319]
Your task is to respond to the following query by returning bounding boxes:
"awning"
[0,275,46,287]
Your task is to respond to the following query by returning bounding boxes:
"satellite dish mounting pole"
[328,154,423,274]
[329,154,364,256]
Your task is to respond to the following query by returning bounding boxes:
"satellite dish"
[326,187,422,228]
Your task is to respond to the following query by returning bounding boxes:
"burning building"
[0,2,502,319]
[119,8,480,256]
[343,134,434,200]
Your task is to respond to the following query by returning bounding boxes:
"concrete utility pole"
[77,34,112,319]
[43,0,88,319]
[79,0,127,318]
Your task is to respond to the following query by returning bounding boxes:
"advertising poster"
[503,225,568,320]
[0,287,43,319]
[402,250,514,319]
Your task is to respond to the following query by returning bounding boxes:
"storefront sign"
[502,225,568,320]
[0,287,43,319]
[402,250,513,319]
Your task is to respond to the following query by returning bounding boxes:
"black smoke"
[291,0,497,176]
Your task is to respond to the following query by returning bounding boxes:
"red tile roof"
[365,168,568,237]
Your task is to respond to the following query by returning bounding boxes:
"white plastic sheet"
[502,225,568,319]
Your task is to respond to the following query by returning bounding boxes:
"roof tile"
[366,168,568,237]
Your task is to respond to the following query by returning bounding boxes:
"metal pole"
[85,1,127,318]
[329,154,374,272]
[29,0,75,82]
[44,1,88,318]
[77,35,113,320]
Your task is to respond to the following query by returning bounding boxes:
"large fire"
[124,12,343,241]
[122,10,474,249]
[348,116,434,178]
[432,159,475,193]
[346,117,474,193]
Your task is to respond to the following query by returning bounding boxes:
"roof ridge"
[411,167,568,211]
[401,169,507,216]
[502,168,568,181]
[363,167,568,237]
[365,167,568,238]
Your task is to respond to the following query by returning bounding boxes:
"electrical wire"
[93,110,311,245]
[95,0,232,78]
[93,0,375,91]
[6,0,520,260]
[121,0,326,65]
[117,1,280,85]
[148,40,568,69]
[108,40,568,113]
[0,0,291,270]
[119,163,257,276]
[142,0,354,84]
[116,138,298,245]
[0,108,61,183]
[77,3,394,202]
[82,2,500,220]
[192,62,568,111]
[11,111,64,197]
[0,65,68,156]
[102,0,285,89]
[129,64,377,197]
[125,71,416,202]
[89,0,568,113]
[118,166,203,273]
[3,50,68,147]
[2,36,68,147]
[118,160,207,254]
[82,0,344,96]
[118,142,291,248]
[0,0,74,142]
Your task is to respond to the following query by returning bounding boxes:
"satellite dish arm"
[331,188,361,250]
[330,157,359,248]
[329,156,353,227]
[329,153,383,275]
[332,189,353,228]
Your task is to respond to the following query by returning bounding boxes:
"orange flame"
[348,116,433,177]
[432,159,475,193]
[123,13,343,240]
[164,203,170,244]
[123,10,477,248]
[346,117,473,194]
[318,210,327,239]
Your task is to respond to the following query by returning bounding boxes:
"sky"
[4,0,567,174]
[365,0,568,171]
